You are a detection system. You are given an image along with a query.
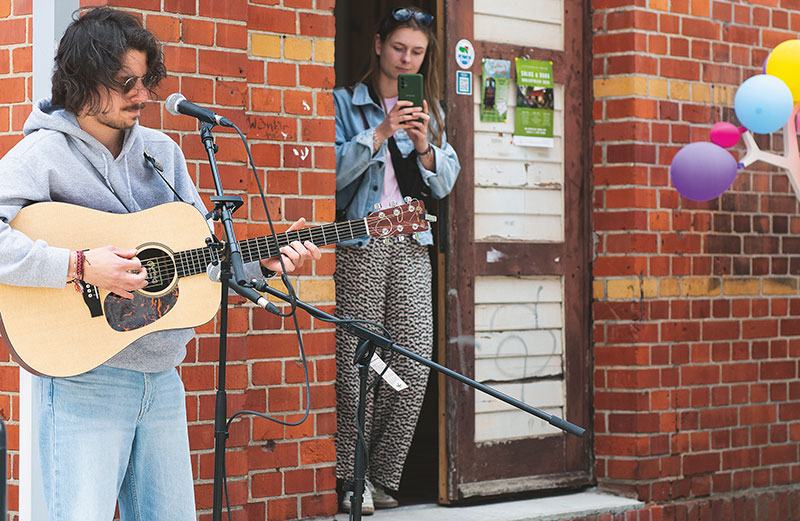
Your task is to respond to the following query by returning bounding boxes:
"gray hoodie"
[0,99,220,372]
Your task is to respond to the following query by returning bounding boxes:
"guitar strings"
[136,211,421,285]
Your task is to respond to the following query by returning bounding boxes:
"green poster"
[513,58,554,147]
[480,59,511,123]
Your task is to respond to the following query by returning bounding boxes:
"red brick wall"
[592,0,800,513]
[0,1,338,520]
[0,0,32,518]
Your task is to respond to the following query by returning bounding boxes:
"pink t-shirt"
[379,96,404,209]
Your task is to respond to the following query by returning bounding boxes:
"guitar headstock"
[366,199,433,239]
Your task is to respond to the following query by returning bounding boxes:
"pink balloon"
[709,122,742,148]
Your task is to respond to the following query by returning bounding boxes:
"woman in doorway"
[333,6,460,514]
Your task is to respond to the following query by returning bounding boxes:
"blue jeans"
[35,366,195,521]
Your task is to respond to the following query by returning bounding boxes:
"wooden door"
[439,0,593,501]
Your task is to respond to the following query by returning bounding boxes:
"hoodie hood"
[24,98,142,212]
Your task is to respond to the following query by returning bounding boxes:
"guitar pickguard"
[104,287,180,332]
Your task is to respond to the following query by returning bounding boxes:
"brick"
[299,12,335,37]
[252,34,281,58]
[249,5,296,33]
[216,23,247,50]
[299,438,335,465]
[299,64,335,89]
[165,0,196,14]
[145,14,180,42]
[107,0,160,10]
[181,18,214,46]
[301,118,335,142]
[284,37,312,61]
[163,45,196,73]
[267,62,297,87]
[315,40,335,63]
[11,46,30,74]
[199,0,247,21]
[199,49,247,78]
[268,497,297,521]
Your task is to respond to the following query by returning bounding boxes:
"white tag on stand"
[370,352,408,391]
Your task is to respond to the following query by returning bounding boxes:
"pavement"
[329,488,644,521]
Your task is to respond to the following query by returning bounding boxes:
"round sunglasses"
[392,7,434,27]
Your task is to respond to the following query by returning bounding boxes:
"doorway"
[333,0,442,505]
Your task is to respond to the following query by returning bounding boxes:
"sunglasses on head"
[392,7,434,26]
[115,74,155,95]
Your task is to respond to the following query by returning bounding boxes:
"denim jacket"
[334,82,461,247]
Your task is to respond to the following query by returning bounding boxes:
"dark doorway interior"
[333,0,440,505]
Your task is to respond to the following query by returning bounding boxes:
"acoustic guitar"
[0,199,431,377]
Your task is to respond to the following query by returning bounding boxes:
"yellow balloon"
[767,39,800,102]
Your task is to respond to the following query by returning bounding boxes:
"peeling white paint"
[486,248,506,263]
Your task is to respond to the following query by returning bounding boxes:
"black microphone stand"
[248,280,586,521]
[196,122,250,521]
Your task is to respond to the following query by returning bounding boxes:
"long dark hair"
[51,6,166,115]
[360,7,444,147]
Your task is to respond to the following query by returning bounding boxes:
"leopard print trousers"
[334,238,433,491]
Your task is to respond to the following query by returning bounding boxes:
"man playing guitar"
[0,7,320,520]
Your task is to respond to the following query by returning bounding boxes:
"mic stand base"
[346,340,377,521]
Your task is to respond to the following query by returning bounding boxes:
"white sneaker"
[366,479,399,509]
[341,483,374,515]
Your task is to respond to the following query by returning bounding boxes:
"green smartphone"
[398,73,424,116]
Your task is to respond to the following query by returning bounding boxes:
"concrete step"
[332,488,643,521]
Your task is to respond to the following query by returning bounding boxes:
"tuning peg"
[412,223,419,230]
[413,233,419,241]
[398,235,405,242]
[425,214,438,222]
[390,200,397,207]
[404,196,412,203]
[384,238,390,245]
[374,203,382,210]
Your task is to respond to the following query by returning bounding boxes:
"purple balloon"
[670,142,739,201]
[763,55,768,74]
[710,122,742,148]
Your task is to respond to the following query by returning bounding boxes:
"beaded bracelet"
[418,144,433,157]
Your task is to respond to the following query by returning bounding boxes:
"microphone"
[165,93,233,127]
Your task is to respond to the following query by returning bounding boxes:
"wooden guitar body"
[0,202,220,377]
[0,199,431,377]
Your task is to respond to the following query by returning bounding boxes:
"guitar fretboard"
[173,218,370,278]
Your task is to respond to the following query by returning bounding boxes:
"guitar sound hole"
[137,246,176,296]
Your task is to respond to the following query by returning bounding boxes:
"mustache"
[124,102,147,111]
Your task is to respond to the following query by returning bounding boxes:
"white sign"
[456,71,472,95]
[455,38,475,69]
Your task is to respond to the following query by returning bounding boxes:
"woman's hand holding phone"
[376,101,429,147]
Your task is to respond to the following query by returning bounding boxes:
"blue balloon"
[670,142,738,201]
[734,74,794,134]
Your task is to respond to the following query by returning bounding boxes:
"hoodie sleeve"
[0,144,71,288]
